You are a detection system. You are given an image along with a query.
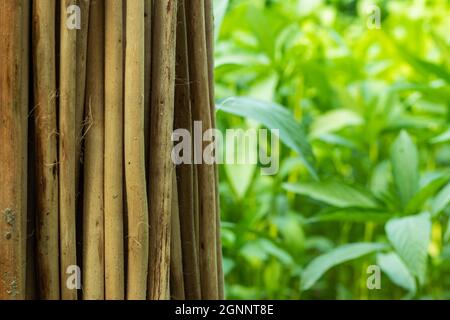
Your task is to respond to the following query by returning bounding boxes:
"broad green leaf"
[390,131,420,208]
[283,181,378,208]
[213,0,229,41]
[431,129,450,144]
[301,243,385,291]
[432,183,450,216]
[377,252,416,295]
[310,109,363,138]
[217,97,317,179]
[308,208,392,223]
[406,172,450,214]
[385,213,431,284]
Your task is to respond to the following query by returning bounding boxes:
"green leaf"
[310,109,363,138]
[217,97,317,179]
[377,252,416,295]
[308,208,392,223]
[390,130,420,208]
[385,213,431,285]
[406,172,450,214]
[301,243,386,291]
[213,0,229,41]
[432,183,450,216]
[284,181,378,209]
[431,128,450,144]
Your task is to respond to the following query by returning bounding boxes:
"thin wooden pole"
[0,0,29,300]
[83,0,105,300]
[125,0,149,300]
[144,0,152,180]
[105,0,125,300]
[32,0,60,300]
[170,174,185,300]
[185,0,219,300]
[148,0,177,300]
[204,0,225,300]
[75,0,90,190]
[59,0,78,300]
[174,0,201,300]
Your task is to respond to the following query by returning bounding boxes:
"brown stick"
[75,0,90,191]
[83,0,105,300]
[105,0,124,300]
[59,0,78,300]
[148,0,177,300]
[32,0,60,300]
[170,174,185,300]
[125,0,149,300]
[144,0,152,180]
[0,0,29,300]
[204,0,225,300]
[185,0,219,300]
[174,0,201,300]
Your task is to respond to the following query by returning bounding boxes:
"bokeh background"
[213,0,450,299]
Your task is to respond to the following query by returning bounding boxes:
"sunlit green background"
[214,0,450,299]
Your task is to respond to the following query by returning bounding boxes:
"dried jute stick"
[125,0,149,300]
[83,0,105,300]
[32,0,60,300]
[105,0,125,300]
[0,0,29,300]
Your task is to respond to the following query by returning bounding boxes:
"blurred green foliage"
[214,0,450,299]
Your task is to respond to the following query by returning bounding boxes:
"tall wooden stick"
[105,0,124,300]
[125,0,149,300]
[185,0,219,300]
[0,0,29,300]
[174,0,201,300]
[204,0,225,300]
[170,174,185,300]
[32,0,60,300]
[75,0,90,189]
[148,0,177,300]
[144,0,152,179]
[59,0,78,300]
[83,0,105,300]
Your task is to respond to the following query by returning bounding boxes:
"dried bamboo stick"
[105,0,124,300]
[170,174,185,300]
[0,0,29,300]
[174,0,201,300]
[32,0,60,300]
[204,0,225,300]
[83,0,105,300]
[144,0,152,179]
[148,0,178,301]
[75,0,90,189]
[59,0,78,300]
[125,0,149,300]
[185,0,219,300]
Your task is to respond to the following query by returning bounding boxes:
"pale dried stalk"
[83,0,105,300]
[144,0,152,178]
[59,0,78,300]
[204,0,225,300]
[32,0,60,300]
[185,0,219,300]
[105,0,124,300]
[174,0,201,300]
[75,0,90,189]
[0,0,29,300]
[125,0,149,300]
[170,174,185,300]
[148,0,177,300]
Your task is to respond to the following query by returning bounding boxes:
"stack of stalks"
[0,0,223,300]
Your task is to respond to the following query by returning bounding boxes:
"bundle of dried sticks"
[0,0,223,300]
